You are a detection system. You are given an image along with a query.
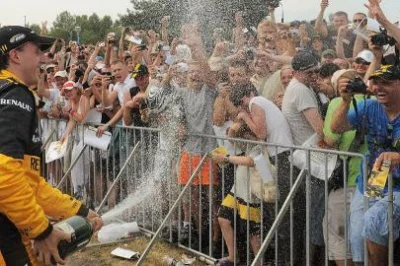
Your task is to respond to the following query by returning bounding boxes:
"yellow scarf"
[0,69,26,86]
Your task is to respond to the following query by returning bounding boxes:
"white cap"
[356,50,374,63]
[54,70,68,78]
[46,64,56,69]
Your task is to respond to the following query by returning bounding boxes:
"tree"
[49,11,120,44]
[28,24,42,35]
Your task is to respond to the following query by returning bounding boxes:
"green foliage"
[49,11,120,44]
[28,24,42,35]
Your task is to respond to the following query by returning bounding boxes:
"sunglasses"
[355,58,371,65]
[353,19,363,23]
[46,68,55,74]
[304,68,320,75]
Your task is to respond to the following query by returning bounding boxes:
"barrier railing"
[39,120,397,266]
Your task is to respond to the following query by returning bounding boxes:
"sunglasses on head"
[355,58,370,65]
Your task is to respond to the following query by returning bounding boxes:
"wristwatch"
[223,155,230,164]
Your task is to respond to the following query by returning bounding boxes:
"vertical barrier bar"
[305,150,311,266]
[274,146,279,266]
[289,148,294,265]
[324,154,329,266]
[344,157,348,266]
[233,141,238,266]
[208,158,213,257]
[363,155,369,266]
[388,173,394,266]
[246,144,250,266]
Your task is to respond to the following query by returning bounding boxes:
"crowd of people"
[1,0,400,265]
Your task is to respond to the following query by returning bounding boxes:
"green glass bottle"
[53,216,93,260]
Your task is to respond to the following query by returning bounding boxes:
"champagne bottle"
[51,216,93,263]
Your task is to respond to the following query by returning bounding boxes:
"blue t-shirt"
[348,99,400,194]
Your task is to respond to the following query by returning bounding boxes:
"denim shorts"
[349,189,400,262]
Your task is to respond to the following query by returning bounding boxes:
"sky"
[1,0,399,28]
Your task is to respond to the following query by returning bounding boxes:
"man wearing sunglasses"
[331,64,400,266]
[353,50,374,79]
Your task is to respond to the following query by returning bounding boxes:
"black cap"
[369,65,400,81]
[0,26,55,55]
[292,51,319,71]
[131,64,149,78]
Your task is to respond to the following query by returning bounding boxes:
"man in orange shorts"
[176,61,219,248]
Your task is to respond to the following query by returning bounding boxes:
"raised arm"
[365,0,400,46]
[314,0,329,37]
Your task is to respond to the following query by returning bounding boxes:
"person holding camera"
[331,64,400,266]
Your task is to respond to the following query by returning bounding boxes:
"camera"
[266,0,281,8]
[346,77,368,94]
[138,44,147,51]
[371,28,396,47]
[246,48,255,60]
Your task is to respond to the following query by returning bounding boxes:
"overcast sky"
[1,0,399,28]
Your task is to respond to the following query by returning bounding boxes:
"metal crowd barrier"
[39,120,397,266]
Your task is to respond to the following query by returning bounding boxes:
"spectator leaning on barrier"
[0,25,102,266]
[331,64,400,266]
[282,51,327,263]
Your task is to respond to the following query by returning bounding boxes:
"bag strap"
[348,96,368,153]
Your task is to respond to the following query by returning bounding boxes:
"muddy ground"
[66,236,210,266]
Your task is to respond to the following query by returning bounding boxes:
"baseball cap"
[62,81,77,90]
[131,64,149,78]
[54,70,68,78]
[0,26,55,55]
[311,34,323,42]
[355,50,374,63]
[321,49,337,58]
[291,52,319,71]
[369,65,400,81]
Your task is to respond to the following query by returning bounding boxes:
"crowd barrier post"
[96,141,140,214]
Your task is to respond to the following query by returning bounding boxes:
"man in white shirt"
[96,60,136,136]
